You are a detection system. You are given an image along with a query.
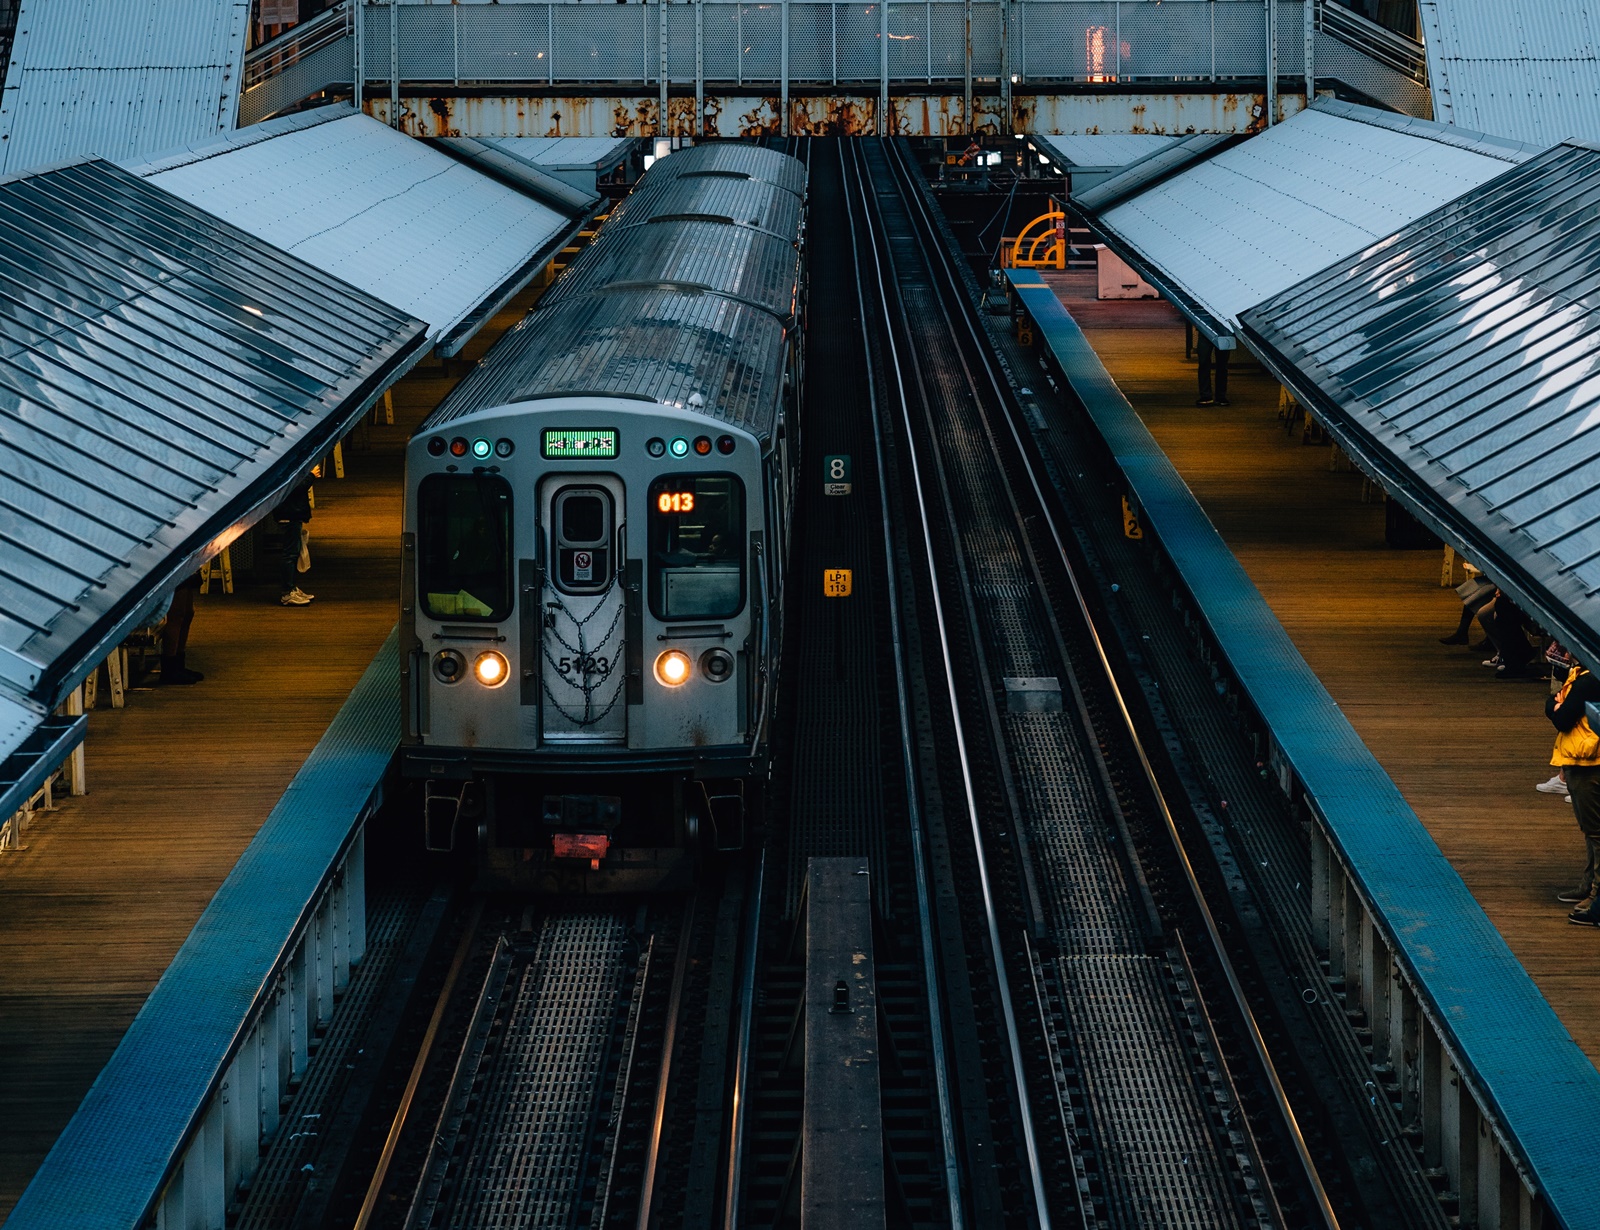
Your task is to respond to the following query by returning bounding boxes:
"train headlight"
[700,647,734,683]
[473,651,510,687]
[655,649,692,687]
[433,649,467,684]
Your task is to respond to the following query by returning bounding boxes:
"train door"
[539,476,627,743]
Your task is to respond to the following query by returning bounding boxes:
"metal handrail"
[244,0,354,88]
[1317,0,1427,80]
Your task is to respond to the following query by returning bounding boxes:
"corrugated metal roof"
[481,135,638,172]
[542,218,802,321]
[1034,133,1179,169]
[1077,99,1536,342]
[0,159,425,758]
[1420,0,1600,146]
[0,0,250,175]
[1239,141,1600,672]
[129,107,577,356]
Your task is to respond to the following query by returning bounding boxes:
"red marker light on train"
[693,436,712,456]
[449,437,469,457]
[427,437,446,456]
[716,435,736,455]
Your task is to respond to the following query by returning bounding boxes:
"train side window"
[648,474,744,620]
[417,474,513,620]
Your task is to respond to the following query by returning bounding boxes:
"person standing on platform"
[158,571,205,685]
[273,481,316,607]
[1196,335,1230,407]
[1548,660,1600,923]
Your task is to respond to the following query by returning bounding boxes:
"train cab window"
[418,474,513,620]
[551,486,614,595]
[648,474,744,620]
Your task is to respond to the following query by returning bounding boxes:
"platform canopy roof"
[0,0,250,176]
[477,136,639,193]
[1072,99,1539,346]
[129,107,588,357]
[1420,0,1600,148]
[0,159,427,819]
[1240,141,1600,672]
[1033,133,1179,171]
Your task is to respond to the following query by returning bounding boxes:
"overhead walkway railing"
[1004,266,1600,1230]
[0,159,428,825]
[5,635,399,1230]
[239,0,1427,134]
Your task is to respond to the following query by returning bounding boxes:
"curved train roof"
[606,172,804,242]
[540,219,802,321]
[422,142,806,444]
[639,141,807,197]
[423,288,787,439]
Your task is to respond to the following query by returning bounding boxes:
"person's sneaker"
[1569,908,1600,927]
[1194,397,1216,407]
[1557,887,1590,903]
[1438,632,1469,645]
[1215,397,1231,406]
[1482,656,1500,668]
[1537,774,1570,796]
[280,588,313,606]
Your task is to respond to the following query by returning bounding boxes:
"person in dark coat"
[272,482,316,607]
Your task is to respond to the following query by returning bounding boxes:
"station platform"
[0,290,537,1217]
[1042,268,1600,1065]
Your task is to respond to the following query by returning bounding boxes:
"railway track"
[772,135,1345,1228]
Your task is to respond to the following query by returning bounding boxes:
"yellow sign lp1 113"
[823,569,853,597]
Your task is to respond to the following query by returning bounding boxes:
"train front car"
[401,143,806,892]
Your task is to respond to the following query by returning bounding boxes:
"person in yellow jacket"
[1549,662,1600,924]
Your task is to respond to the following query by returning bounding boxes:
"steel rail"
[352,894,484,1230]
[635,899,697,1230]
[838,137,967,1230]
[722,853,766,1230]
[844,137,1053,1230]
[882,135,1340,1229]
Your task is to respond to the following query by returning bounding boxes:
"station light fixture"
[473,650,510,687]
[655,649,692,687]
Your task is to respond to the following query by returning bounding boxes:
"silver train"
[400,142,807,890]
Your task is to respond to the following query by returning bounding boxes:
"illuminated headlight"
[474,650,509,687]
[655,649,692,687]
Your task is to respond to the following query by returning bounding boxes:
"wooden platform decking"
[1045,269,1600,1066]
[0,290,541,1218]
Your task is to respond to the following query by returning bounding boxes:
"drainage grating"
[432,911,632,1230]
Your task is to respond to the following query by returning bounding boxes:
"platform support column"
[314,897,335,1027]
[1342,879,1362,1004]
[1520,1184,1545,1229]
[347,827,368,969]
[1391,965,1418,1123]
[261,986,285,1143]
[1421,1022,1443,1169]
[290,939,310,1078]
[64,685,86,796]
[1325,860,1345,981]
[1308,826,1329,953]
[1362,916,1390,1063]
[1477,1128,1511,1230]
[224,1031,261,1203]
[1454,1077,1480,1225]
[781,0,789,135]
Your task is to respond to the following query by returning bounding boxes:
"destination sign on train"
[541,428,619,459]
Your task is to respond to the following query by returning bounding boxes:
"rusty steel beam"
[365,89,1308,139]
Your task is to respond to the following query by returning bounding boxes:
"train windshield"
[648,474,744,620]
[418,474,513,620]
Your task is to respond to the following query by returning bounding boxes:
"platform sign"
[823,569,853,597]
[824,454,852,495]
